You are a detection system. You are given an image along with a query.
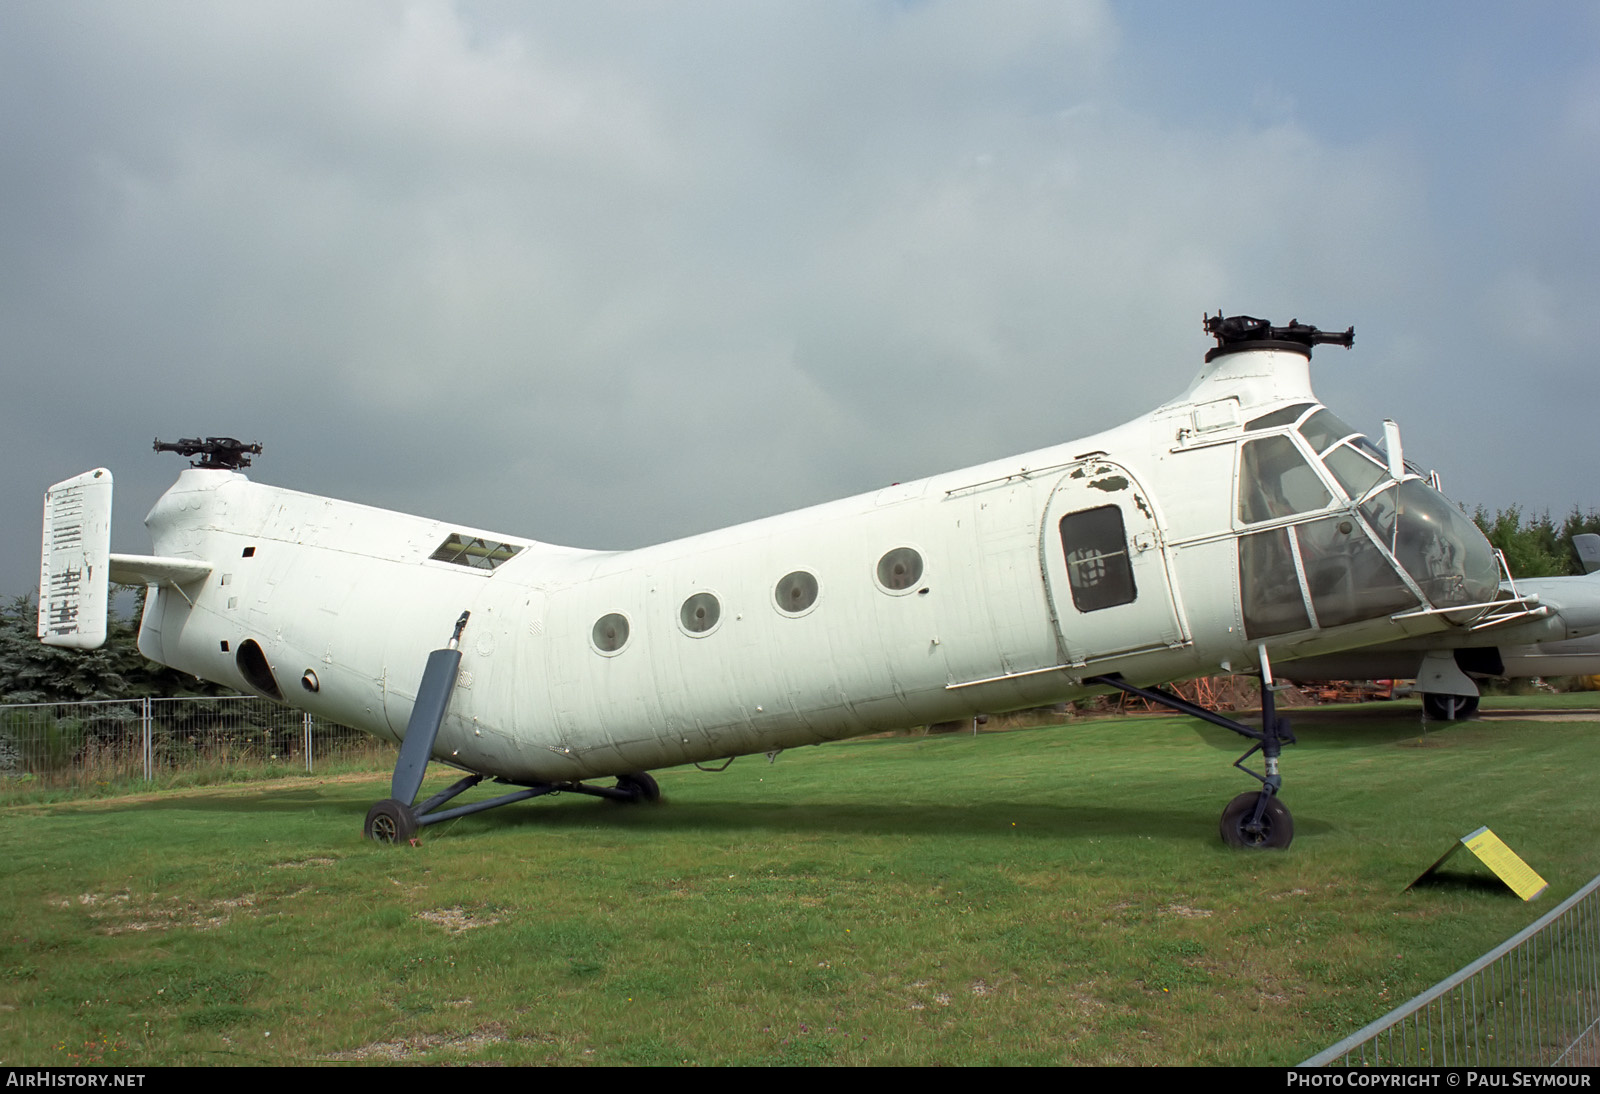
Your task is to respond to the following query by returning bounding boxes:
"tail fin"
[1575,533,1600,576]
[39,469,113,649]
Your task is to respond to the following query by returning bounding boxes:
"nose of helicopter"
[1373,478,1501,617]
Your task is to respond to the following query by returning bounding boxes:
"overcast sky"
[4,1,1598,598]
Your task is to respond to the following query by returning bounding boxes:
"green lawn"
[2,701,1597,1066]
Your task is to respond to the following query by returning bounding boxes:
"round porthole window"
[774,570,819,615]
[591,613,630,654]
[876,547,924,592]
[679,592,721,635]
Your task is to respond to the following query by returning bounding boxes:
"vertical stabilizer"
[39,469,113,649]
[1574,533,1600,576]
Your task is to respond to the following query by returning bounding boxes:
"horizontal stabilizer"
[39,469,113,649]
[109,554,212,587]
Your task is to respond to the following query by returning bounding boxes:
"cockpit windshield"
[1236,403,1501,639]
[1360,481,1500,609]
[1323,444,1387,501]
[1296,409,1354,455]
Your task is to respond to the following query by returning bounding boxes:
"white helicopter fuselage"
[104,339,1518,787]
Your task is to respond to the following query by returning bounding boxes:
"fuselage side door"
[1040,461,1188,666]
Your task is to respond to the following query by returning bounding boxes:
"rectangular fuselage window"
[1060,506,1138,612]
[429,533,522,571]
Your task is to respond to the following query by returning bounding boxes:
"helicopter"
[42,314,1572,849]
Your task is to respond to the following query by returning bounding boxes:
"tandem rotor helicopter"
[40,314,1600,849]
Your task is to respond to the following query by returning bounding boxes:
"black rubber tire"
[1422,692,1479,721]
[1219,791,1294,849]
[613,772,661,804]
[365,798,420,843]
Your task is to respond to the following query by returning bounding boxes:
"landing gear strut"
[363,759,666,844]
[1422,692,1479,721]
[1088,653,1297,850]
[362,612,663,843]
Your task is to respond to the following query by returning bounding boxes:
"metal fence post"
[1,695,386,792]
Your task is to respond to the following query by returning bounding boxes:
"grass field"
[2,698,1598,1066]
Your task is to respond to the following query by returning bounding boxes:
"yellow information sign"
[1407,826,1549,901]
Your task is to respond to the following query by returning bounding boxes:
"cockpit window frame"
[1297,409,1364,457]
[1232,402,1501,634]
[1323,442,1390,504]
[1232,403,1413,526]
[1244,403,1315,432]
[1234,431,1339,529]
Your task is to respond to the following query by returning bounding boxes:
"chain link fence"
[0,696,393,793]
[1304,872,1600,1066]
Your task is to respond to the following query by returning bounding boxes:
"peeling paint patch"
[1134,494,1152,518]
[1088,475,1129,492]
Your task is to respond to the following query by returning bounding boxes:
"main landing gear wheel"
[1219,791,1293,850]
[365,798,419,843]
[1422,692,1479,721]
[613,772,661,804]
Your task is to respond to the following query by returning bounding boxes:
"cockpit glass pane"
[1324,443,1388,501]
[1245,403,1314,431]
[1238,528,1311,639]
[1238,436,1332,524]
[1298,409,1358,456]
[1362,482,1499,609]
[1360,486,1399,544]
[1294,516,1417,627]
[1352,433,1387,464]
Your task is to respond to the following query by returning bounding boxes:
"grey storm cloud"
[4,1,1599,598]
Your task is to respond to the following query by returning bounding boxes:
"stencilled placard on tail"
[39,468,112,649]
